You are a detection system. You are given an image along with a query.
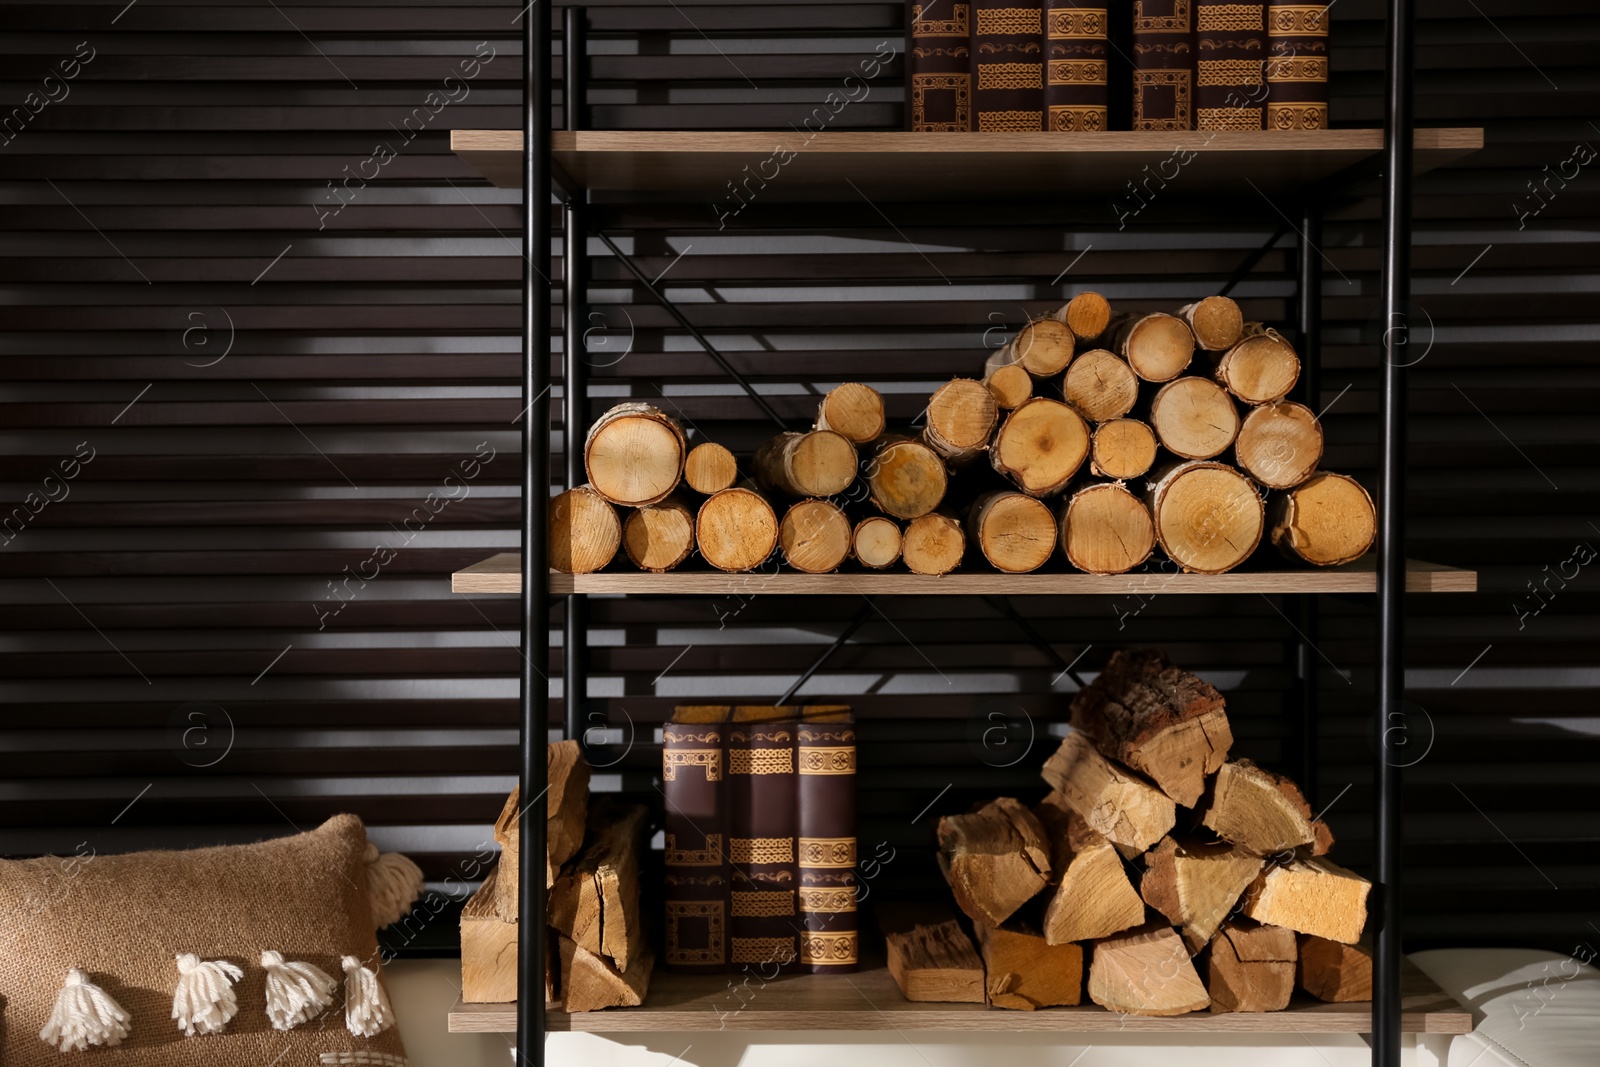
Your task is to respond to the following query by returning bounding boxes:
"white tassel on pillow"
[364,841,424,928]
[171,953,244,1036]
[340,955,395,1037]
[260,950,336,1030]
[39,967,132,1052]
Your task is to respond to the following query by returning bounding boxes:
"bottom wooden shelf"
[447,959,1472,1034]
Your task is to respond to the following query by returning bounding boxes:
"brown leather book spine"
[909,1,974,131]
[1045,1,1109,131]
[1196,1,1266,130]
[1265,1,1328,129]
[797,710,859,972]
[728,707,799,973]
[970,0,1046,131]
[1131,0,1196,130]
[662,707,730,972]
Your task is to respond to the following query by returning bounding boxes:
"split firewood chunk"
[977,920,1084,1009]
[1198,758,1331,856]
[1242,856,1371,944]
[1298,934,1372,1002]
[1040,729,1175,854]
[1208,920,1297,1012]
[1140,836,1265,952]
[460,866,521,1003]
[548,800,648,970]
[936,797,1051,926]
[495,739,590,917]
[1034,795,1146,944]
[558,934,653,1012]
[881,899,985,1003]
[1087,921,1210,1016]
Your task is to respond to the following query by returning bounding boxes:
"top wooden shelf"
[452,129,1483,200]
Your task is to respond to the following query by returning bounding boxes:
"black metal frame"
[518,4,1415,1064]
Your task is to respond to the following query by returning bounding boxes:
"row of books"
[662,705,859,974]
[909,0,1330,132]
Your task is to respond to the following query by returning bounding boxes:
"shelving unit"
[466,4,1479,1064]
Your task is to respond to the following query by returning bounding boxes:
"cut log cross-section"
[977,921,1085,1010]
[969,490,1057,574]
[1088,922,1211,1016]
[999,317,1076,378]
[1298,935,1372,1002]
[549,485,622,575]
[1040,729,1176,854]
[936,796,1051,927]
[1209,920,1297,1013]
[1034,795,1146,944]
[1200,758,1331,856]
[1180,296,1245,353]
[1116,312,1195,383]
[1147,461,1265,575]
[851,515,902,569]
[815,382,886,444]
[1060,482,1156,575]
[754,430,858,498]
[1063,349,1140,423]
[1235,401,1323,489]
[902,512,965,575]
[695,487,779,573]
[991,398,1091,498]
[621,495,694,573]
[924,378,1000,465]
[1090,418,1158,480]
[867,436,948,520]
[1215,328,1301,404]
[778,498,852,574]
[1140,836,1265,951]
[881,900,985,1003]
[983,361,1033,410]
[1150,376,1242,461]
[683,441,739,495]
[1269,471,1377,566]
[1242,856,1372,945]
[584,402,687,507]
[1057,291,1113,343]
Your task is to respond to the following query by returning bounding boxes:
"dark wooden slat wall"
[2,0,1595,950]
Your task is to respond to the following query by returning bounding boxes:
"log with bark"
[1087,922,1211,1016]
[1215,327,1300,404]
[1298,935,1372,1002]
[695,487,779,572]
[1040,729,1176,854]
[1149,376,1242,461]
[1063,348,1140,423]
[495,739,590,916]
[549,485,622,574]
[1060,482,1156,575]
[1199,758,1332,855]
[815,382,886,444]
[584,402,687,506]
[549,800,648,970]
[1090,417,1158,480]
[867,435,948,519]
[621,495,694,572]
[754,429,858,498]
[991,398,1091,498]
[1269,472,1377,566]
[977,920,1084,1009]
[1056,290,1113,344]
[969,490,1057,574]
[1180,296,1245,352]
[778,497,853,574]
[1234,400,1323,489]
[924,378,1000,465]
[902,512,965,575]
[1241,856,1371,944]
[881,899,986,1003]
[1208,920,1297,1013]
[936,796,1051,926]
[1115,312,1195,383]
[989,316,1076,378]
[983,360,1033,410]
[1034,794,1147,944]
[852,515,902,569]
[683,440,738,495]
[1147,460,1264,574]
[1140,836,1265,951]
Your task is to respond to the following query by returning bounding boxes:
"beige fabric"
[0,814,407,1067]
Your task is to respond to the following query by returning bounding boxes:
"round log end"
[1150,376,1242,460]
[584,409,686,506]
[926,378,1000,458]
[622,498,695,573]
[902,513,965,576]
[1270,472,1376,566]
[852,515,902,569]
[550,485,622,574]
[1063,291,1113,341]
[1218,332,1301,404]
[1124,313,1195,383]
[1235,401,1323,489]
[1091,418,1159,480]
[1062,483,1155,574]
[684,441,739,495]
[992,397,1092,497]
[973,491,1057,573]
[1185,296,1244,351]
[1013,318,1076,377]
[869,438,949,519]
[1151,462,1264,574]
[1064,349,1140,423]
[818,382,886,444]
[984,362,1033,409]
[788,429,858,497]
[696,488,778,572]
[780,498,852,574]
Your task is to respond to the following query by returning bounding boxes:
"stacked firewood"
[887,650,1373,1014]
[461,741,653,1011]
[551,292,1375,576]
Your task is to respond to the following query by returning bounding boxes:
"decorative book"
[970,0,1046,131]
[909,0,973,131]
[661,705,730,972]
[1131,0,1196,131]
[797,706,859,972]
[1265,1,1328,130]
[727,706,801,972]
[1045,0,1109,131]
[1196,0,1266,130]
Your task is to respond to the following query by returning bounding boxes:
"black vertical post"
[518,0,551,1062]
[563,7,589,752]
[1295,205,1322,801]
[1375,0,1414,1062]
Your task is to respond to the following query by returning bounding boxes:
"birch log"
[969,490,1057,574]
[1215,327,1300,404]
[816,382,886,445]
[1114,312,1195,383]
[778,498,852,574]
[583,403,687,506]
[1149,376,1242,461]
[621,495,694,572]
[550,485,622,574]
[1268,472,1376,566]
[988,317,1076,378]
[683,441,738,495]
[695,488,778,572]
[991,398,1090,498]
[902,512,965,576]
[1055,291,1113,344]
[1063,349,1140,423]
[1060,482,1155,575]
[754,430,857,498]
[868,436,948,520]
[1234,401,1322,489]
[1180,295,1245,352]
[924,378,1000,465]
[852,515,902,569]
[983,361,1033,410]
[1090,418,1158,480]
[1147,461,1264,574]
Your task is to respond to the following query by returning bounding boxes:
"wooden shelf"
[447,960,1471,1034]
[452,553,1476,596]
[452,129,1483,198]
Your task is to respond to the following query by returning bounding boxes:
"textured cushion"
[1411,947,1600,1067]
[0,814,408,1067]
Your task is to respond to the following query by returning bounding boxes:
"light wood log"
[1199,758,1333,856]
[936,796,1051,927]
[902,512,965,576]
[1215,328,1300,404]
[1269,472,1377,566]
[851,515,902,569]
[550,485,622,574]
[983,361,1033,410]
[991,317,1076,378]
[977,921,1084,1010]
[495,740,589,916]
[881,899,986,1003]
[1056,291,1113,343]
[1140,836,1265,951]
[969,490,1056,574]
[1035,795,1146,944]
[1147,460,1264,574]
[991,397,1091,498]
[549,800,648,970]
[924,378,1000,464]
[1067,648,1233,808]
[754,429,858,498]
[816,382,886,444]
[1209,920,1297,1013]
[621,495,694,573]
[1060,482,1156,575]
[1087,922,1211,1016]
[695,487,778,572]
[460,866,521,1003]
[1063,348,1140,423]
[559,935,653,1013]
[583,402,687,506]
[1150,376,1242,460]
[1180,296,1245,352]
[1298,935,1372,1002]
[1242,857,1371,945]
[1115,312,1195,383]
[778,497,852,574]
[683,441,738,495]
[1040,729,1176,854]
[1234,401,1323,489]
[867,435,948,519]
[1090,418,1158,480]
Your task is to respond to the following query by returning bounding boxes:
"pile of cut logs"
[551,293,1375,577]
[461,740,654,1011]
[886,649,1373,1014]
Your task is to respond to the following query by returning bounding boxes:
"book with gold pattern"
[727,706,801,973]
[1265,0,1328,129]
[970,0,1046,130]
[662,705,730,972]
[797,706,859,972]
[1045,0,1109,131]
[1196,0,1266,130]
[908,0,973,131]
[1131,0,1196,130]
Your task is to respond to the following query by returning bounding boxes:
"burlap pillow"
[0,814,409,1066]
